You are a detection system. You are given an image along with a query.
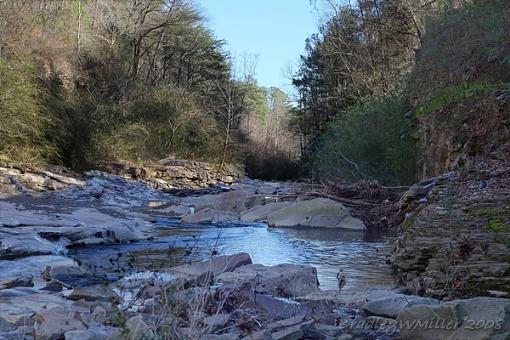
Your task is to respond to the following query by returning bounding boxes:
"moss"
[503,240,510,249]
[415,82,496,117]
[486,219,510,233]
[471,207,510,218]
[401,212,418,231]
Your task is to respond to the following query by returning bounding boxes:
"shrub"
[0,59,56,164]
[313,96,417,186]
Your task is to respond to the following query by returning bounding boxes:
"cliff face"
[392,161,510,298]
[392,91,510,298]
[417,90,510,179]
[391,0,510,298]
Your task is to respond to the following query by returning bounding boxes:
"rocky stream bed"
[0,162,509,340]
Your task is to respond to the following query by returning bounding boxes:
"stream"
[70,220,395,292]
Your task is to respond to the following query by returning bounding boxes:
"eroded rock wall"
[391,160,510,298]
[417,90,510,179]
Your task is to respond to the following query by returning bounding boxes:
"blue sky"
[197,0,320,94]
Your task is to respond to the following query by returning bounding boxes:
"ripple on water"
[70,224,395,292]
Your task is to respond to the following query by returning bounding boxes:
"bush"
[313,96,417,186]
[0,59,56,164]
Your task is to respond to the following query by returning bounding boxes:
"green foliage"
[487,220,510,233]
[401,211,419,231]
[408,0,510,103]
[471,207,510,233]
[0,0,245,170]
[0,59,56,164]
[472,207,510,219]
[313,96,417,186]
[415,82,495,117]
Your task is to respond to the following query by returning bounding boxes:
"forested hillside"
[1,0,508,185]
[0,0,296,175]
[293,0,509,185]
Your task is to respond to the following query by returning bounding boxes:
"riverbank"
[0,162,394,339]
[1,162,509,339]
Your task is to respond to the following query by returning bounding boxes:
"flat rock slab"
[168,252,253,284]
[0,255,75,282]
[216,263,319,297]
[363,293,439,319]
[240,202,292,223]
[181,208,239,224]
[398,297,510,339]
[267,198,366,230]
[0,230,62,259]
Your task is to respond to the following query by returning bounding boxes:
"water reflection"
[72,224,395,292]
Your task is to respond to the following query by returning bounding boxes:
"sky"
[197,0,320,94]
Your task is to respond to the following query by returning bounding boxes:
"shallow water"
[71,221,396,292]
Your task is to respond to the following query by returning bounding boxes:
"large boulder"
[212,190,251,212]
[216,263,319,297]
[67,285,119,303]
[58,208,154,245]
[267,198,365,230]
[363,293,439,319]
[397,297,510,340]
[168,253,253,285]
[181,208,239,224]
[240,202,292,223]
[0,230,61,259]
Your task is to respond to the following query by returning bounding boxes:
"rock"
[0,218,20,227]
[267,198,365,230]
[0,275,33,290]
[363,293,439,319]
[212,190,251,212]
[241,329,272,340]
[0,288,73,331]
[42,264,90,287]
[65,329,104,340]
[181,208,239,224]
[41,280,64,292]
[202,334,238,340]
[0,230,61,259]
[181,194,219,211]
[271,320,313,340]
[90,306,108,324]
[391,168,510,298]
[157,204,194,217]
[247,294,309,319]
[125,315,153,340]
[57,208,153,245]
[169,253,252,285]
[398,297,510,340]
[67,285,119,303]
[0,256,75,284]
[216,263,319,297]
[205,313,231,332]
[34,306,86,340]
[240,202,292,223]
[365,316,397,329]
